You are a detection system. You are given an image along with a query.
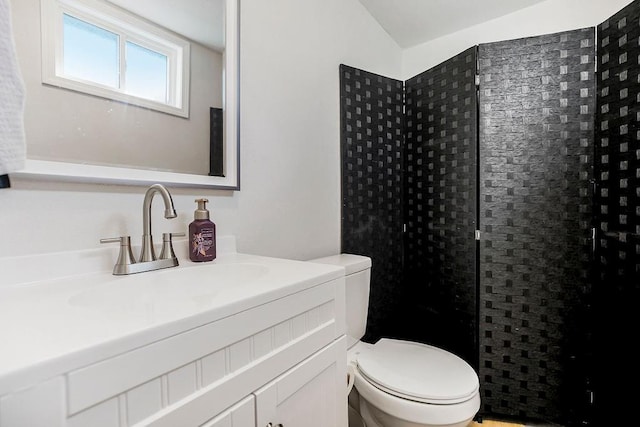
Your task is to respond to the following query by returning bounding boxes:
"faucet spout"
[140,184,177,262]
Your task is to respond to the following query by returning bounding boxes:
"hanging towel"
[0,0,26,177]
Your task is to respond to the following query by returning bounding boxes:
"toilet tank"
[310,254,371,348]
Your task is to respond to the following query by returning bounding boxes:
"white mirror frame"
[15,0,240,190]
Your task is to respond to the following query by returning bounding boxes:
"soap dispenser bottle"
[189,198,216,262]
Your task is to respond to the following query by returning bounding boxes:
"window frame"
[41,0,191,118]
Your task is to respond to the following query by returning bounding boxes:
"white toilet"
[311,254,481,427]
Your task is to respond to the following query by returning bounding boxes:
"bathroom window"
[41,0,190,117]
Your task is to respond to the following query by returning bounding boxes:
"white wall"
[233,0,403,260]
[403,0,635,80]
[0,0,401,260]
[2,0,635,262]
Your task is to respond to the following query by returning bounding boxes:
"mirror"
[12,0,240,190]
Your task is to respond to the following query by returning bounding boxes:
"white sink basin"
[68,263,270,314]
[0,241,348,400]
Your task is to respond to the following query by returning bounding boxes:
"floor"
[471,421,562,427]
[471,421,523,427]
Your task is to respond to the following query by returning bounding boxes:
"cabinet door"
[254,337,347,427]
[200,396,254,427]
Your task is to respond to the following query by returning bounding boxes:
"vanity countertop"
[0,245,344,396]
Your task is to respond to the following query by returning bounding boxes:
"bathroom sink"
[68,263,269,315]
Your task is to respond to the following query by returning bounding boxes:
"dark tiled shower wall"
[403,47,478,366]
[594,1,640,423]
[339,65,405,341]
[478,29,595,423]
[340,27,600,427]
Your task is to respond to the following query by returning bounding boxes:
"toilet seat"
[356,339,479,405]
[353,363,480,426]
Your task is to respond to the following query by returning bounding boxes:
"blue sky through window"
[63,14,169,104]
[63,14,119,88]
[125,42,168,103]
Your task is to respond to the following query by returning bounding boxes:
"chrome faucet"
[101,184,184,275]
[140,183,177,262]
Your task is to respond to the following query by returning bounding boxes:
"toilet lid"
[356,339,479,404]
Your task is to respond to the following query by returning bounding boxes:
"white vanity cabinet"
[255,338,344,427]
[0,259,348,427]
[200,396,255,427]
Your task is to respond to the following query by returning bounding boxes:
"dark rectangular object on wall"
[339,64,405,341]
[209,107,224,177]
[403,47,478,368]
[0,175,9,189]
[594,1,640,423]
[478,28,595,424]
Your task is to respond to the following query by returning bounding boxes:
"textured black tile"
[479,28,595,424]
[340,24,605,426]
[340,64,405,341]
[594,1,640,423]
[402,47,478,367]
[595,2,640,286]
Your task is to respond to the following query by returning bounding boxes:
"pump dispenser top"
[189,198,216,262]
[194,198,210,220]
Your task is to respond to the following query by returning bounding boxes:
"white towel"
[0,0,25,175]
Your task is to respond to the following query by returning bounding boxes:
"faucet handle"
[101,236,137,275]
[159,232,185,261]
